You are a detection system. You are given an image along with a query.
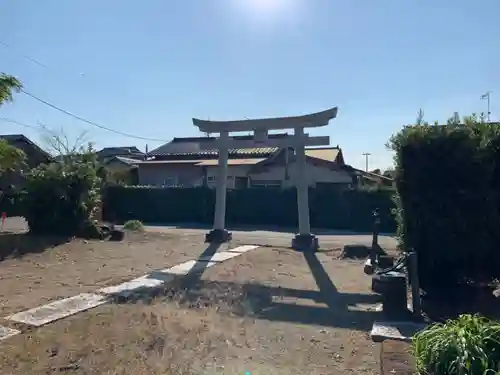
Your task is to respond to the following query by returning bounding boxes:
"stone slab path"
[0,244,260,341]
[371,321,427,343]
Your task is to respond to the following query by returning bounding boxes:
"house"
[0,134,53,189]
[95,146,145,162]
[138,135,355,188]
[352,169,395,188]
[102,156,140,185]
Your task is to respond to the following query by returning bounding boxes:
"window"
[207,176,233,182]
[251,180,281,188]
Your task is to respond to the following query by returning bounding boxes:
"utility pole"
[481,91,491,123]
[362,153,371,172]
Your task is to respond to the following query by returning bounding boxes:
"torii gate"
[192,107,338,251]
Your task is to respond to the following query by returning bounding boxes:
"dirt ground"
[0,244,383,375]
[0,230,226,316]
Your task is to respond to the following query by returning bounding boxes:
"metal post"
[371,208,380,264]
[294,127,310,235]
[362,152,371,172]
[408,252,421,316]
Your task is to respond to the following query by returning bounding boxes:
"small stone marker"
[163,260,217,275]
[6,293,107,327]
[227,245,259,253]
[199,251,241,262]
[371,321,427,343]
[0,325,20,341]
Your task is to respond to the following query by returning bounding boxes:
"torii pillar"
[193,107,338,251]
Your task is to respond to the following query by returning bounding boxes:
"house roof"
[305,147,340,162]
[0,134,53,162]
[105,156,142,166]
[140,158,266,166]
[196,158,266,166]
[148,134,288,157]
[96,146,144,157]
[353,169,394,182]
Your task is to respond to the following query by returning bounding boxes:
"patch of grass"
[123,219,144,232]
[413,314,500,375]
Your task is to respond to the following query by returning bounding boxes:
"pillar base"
[292,234,319,252]
[205,229,232,243]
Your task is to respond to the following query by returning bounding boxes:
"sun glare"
[242,0,287,13]
[229,0,304,26]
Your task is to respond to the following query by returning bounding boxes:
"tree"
[0,139,26,175]
[0,73,22,107]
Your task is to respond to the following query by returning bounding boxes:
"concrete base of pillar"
[292,234,319,252]
[205,229,232,243]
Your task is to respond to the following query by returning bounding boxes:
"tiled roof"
[305,147,340,162]
[140,160,203,165]
[149,146,279,158]
[148,135,287,157]
[196,158,265,166]
[140,158,266,166]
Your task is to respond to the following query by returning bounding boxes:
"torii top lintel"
[192,107,338,134]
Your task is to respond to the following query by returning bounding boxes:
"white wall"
[249,161,353,188]
[205,165,253,189]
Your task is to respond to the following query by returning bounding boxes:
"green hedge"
[102,186,396,233]
[0,191,26,217]
[390,118,500,292]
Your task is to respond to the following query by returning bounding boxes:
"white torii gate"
[192,107,338,251]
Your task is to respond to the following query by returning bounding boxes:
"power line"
[2,39,167,142]
[0,117,40,131]
[20,89,168,142]
[0,39,49,69]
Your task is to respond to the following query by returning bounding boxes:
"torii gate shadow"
[148,249,381,330]
[108,243,381,330]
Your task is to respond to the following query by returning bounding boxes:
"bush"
[23,147,102,237]
[123,219,144,231]
[389,114,500,291]
[413,314,500,375]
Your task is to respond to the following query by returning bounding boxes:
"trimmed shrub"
[23,150,102,237]
[123,219,144,231]
[389,115,500,291]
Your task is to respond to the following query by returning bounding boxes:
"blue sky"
[1,0,499,170]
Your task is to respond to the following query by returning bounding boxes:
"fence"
[102,186,397,233]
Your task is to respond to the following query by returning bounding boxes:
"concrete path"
[0,244,260,341]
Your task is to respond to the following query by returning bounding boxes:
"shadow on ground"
[0,233,71,262]
[106,245,382,332]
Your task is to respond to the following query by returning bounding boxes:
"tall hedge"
[389,115,500,291]
[102,185,396,233]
